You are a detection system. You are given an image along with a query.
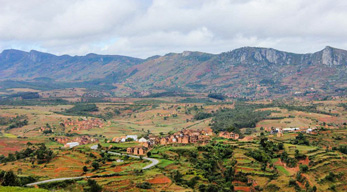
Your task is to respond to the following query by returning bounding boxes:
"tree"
[125,138,134,142]
[305,181,310,190]
[187,176,199,188]
[136,182,151,189]
[83,166,88,172]
[312,186,317,192]
[1,170,19,186]
[92,161,99,170]
[147,151,152,157]
[278,143,284,150]
[206,184,219,192]
[171,170,183,183]
[199,184,206,192]
[84,179,102,192]
[300,165,308,173]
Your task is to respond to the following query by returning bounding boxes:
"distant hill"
[0,46,346,99]
[0,49,143,81]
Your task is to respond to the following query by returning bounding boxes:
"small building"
[139,137,147,143]
[182,135,189,144]
[138,148,145,155]
[306,128,316,134]
[160,137,169,145]
[127,147,133,153]
[65,142,79,148]
[133,147,139,155]
[90,145,98,150]
[143,142,150,148]
[112,136,126,143]
[218,131,240,140]
[283,128,300,132]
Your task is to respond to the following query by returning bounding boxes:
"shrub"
[92,161,99,170]
[299,165,308,173]
[136,182,151,189]
[84,179,102,192]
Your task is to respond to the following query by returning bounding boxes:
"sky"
[0,0,346,58]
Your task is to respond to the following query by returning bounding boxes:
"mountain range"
[0,46,346,99]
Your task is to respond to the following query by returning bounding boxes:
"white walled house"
[65,142,79,148]
[139,137,147,143]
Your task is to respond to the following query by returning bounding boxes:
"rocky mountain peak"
[319,46,347,66]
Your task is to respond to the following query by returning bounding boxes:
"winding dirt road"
[26,151,159,186]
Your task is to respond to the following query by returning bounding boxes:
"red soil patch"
[113,163,133,173]
[299,157,310,165]
[165,164,179,170]
[148,175,171,184]
[3,147,20,151]
[274,158,300,173]
[234,186,251,192]
[296,180,305,189]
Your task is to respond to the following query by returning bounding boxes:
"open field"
[0,98,346,191]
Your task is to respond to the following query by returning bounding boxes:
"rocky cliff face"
[317,46,347,66]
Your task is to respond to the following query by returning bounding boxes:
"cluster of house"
[118,128,214,155]
[218,131,240,140]
[63,118,104,131]
[265,127,317,137]
[159,129,212,145]
[53,135,99,148]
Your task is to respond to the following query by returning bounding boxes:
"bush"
[136,182,151,189]
[299,165,308,173]
[0,170,20,186]
[84,179,102,192]
[83,166,88,172]
[92,162,99,170]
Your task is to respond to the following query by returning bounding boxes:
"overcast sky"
[0,0,346,58]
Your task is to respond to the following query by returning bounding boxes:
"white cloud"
[0,0,346,58]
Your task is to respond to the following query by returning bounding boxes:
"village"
[51,125,241,156]
[54,118,320,156]
[111,128,241,155]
